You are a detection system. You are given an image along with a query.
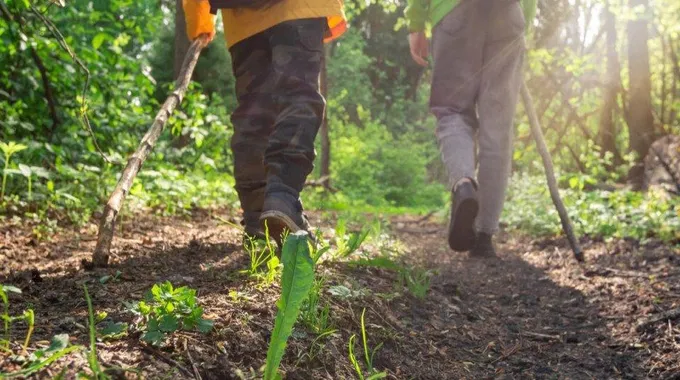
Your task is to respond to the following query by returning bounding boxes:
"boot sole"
[260,210,302,245]
[448,197,479,252]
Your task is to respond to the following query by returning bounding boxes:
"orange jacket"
[183,0,346,48]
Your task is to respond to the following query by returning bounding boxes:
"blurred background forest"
[0,0,679,243]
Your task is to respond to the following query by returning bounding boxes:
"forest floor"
[1,208,679,379]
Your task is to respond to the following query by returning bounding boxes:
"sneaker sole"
[448,198,479,252]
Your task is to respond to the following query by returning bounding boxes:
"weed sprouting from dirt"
[83,284,108,379]
[348,308,386,380]
[400,267,433,300]
[299,277,334,335]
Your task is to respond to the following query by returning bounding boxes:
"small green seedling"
[1,284,22,350]
[83,284,109,379]
[334,219,370,259]
[126,281,213,346]
[348,309,386,380]
[98,270,122,284]
[264,232,315,380]
[0,141,28,201]
[299,277,333,335]
[16,164,49,201]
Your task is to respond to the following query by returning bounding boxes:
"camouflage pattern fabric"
[229,18,326,214]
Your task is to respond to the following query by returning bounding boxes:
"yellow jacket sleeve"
[182,0,215,41]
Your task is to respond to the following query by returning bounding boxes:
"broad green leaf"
[138,301,151,315]
[19,164,31,178]
[31,167,49,179]
[264,232,315,380]
[99,322,128,339]
[141,330,164,345]
[196,318,213,334]
[2,285,22,294]
[92,33,108,50]
[46,334,70,353]
[158,315,178,332]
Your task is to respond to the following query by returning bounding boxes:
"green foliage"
[327,119,446,209]
[126,282,214,346]
[503,173,680,242]
[264,232,315,380]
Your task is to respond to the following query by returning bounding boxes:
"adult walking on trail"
[405,0,535,257]
[183,0,346,243]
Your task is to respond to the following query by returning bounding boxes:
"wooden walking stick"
[520,80,584,262]
[88,35,210,267]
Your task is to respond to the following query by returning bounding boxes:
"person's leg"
[229,32,276,239]
[259,18,326,241]
[430,1,486,251]
[474,0,526,256]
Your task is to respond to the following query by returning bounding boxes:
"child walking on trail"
[405,0,535,258]
[183,0,346,243]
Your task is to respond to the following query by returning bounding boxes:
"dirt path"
[1,209,678,379]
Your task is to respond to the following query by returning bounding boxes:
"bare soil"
[1,208,679,379]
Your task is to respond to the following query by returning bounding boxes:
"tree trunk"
[319,46,331,188]
[626,0,655,189]
[598,3,619,162]
[174,0,190,79]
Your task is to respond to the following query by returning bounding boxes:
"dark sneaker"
[260,193,312,245]
[470,232,497,258]
[448,181,479,252]
[241,211,267,241]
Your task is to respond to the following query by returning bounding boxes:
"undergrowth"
[503,173,680,243]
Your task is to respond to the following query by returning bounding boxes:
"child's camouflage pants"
[229,18,326,214]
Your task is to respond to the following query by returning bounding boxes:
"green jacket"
[405,0,537,32]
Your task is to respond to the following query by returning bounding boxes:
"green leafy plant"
[400,267,432,300]
[348,309,386,380]
[264,231,316,380]
[1,284,22,350]
[0,285,33,353]
[0,141,28,201]
[0,285,83,378]
[126,281,214,346]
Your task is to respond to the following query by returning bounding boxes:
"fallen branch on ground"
[88,35,209,267]
[521,81,584,262]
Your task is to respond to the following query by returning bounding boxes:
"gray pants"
[431,0,525,234]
